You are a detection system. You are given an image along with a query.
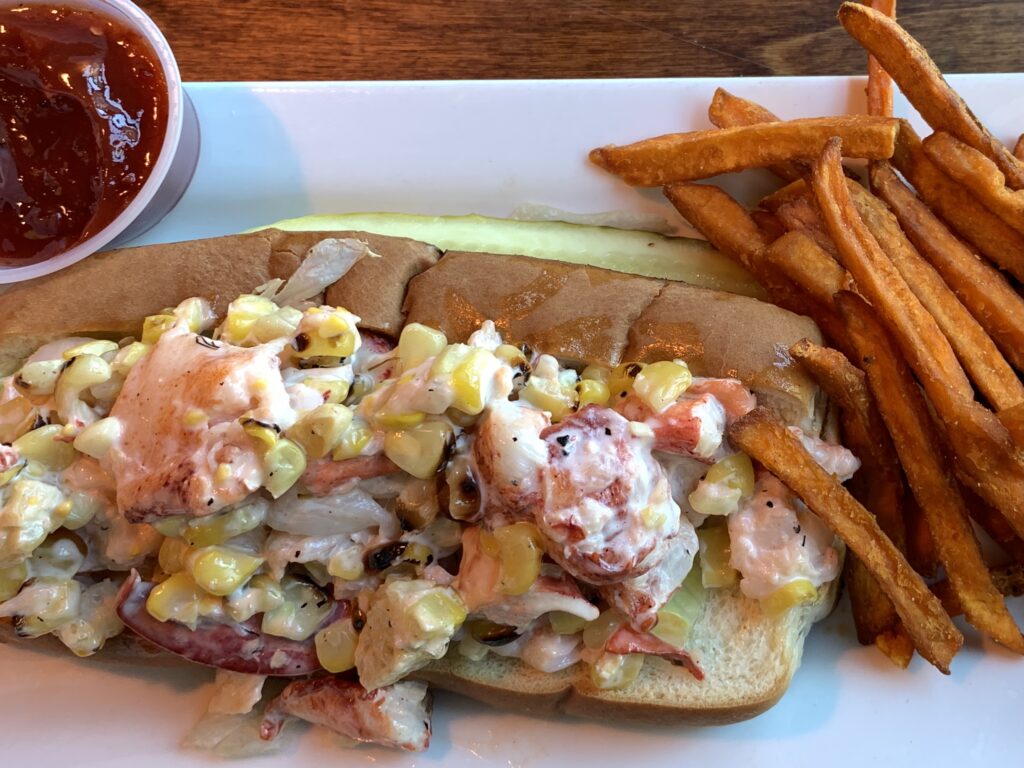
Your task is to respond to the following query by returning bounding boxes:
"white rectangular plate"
[2,75,1023,766]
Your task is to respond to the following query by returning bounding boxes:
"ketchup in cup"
[0,3,169,265]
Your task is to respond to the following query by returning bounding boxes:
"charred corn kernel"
[315,617,359,673]
[375,411,426,430]
[173,297,215,332]
[581,364,610,383]
[2,578,81,637]
[146,572,202,627]
[189,546,264,597]
[633,360,692,413]
[607,362,645,400]
[493,522,544,596]
[697,522,738,588]
[111,342,150,376]
[327,547,365,581]
[261,577,333,641]
[301,376,350,405]
[61,492,103,531]
[395,478,440,531]
[576,379,610,408]
[14,423,75,473]
[226,574,285,623]
[384,420,452,480]
[55,354,111,420]
[760,579,817,617]
[241,418,280,449]
[221,295,278,345]
[411,589,468,634]
[451,348,498,415]
[0,479,67,568]
[429,343,471,378]
[331,419,374,460]
[640,504,668,530]
[252,306,303,343]
[549,611,588,635]
[158,537,194,574]
[15,359,65,398]
[688,452,755,517]
[0,561,28,601]
[30,533,86,579]
[494,344,528,368]
[287,403,353,459]
[445,452,481,522]
[62,340,118,361]
[141,314,177,344]
[184,502,267,548]
[152,516,187,538]
[652,566,705,648]
[582,609,628,650]
[293,307,359,359]
[398,323,448,370]
[73,417,122,460]
[520,376,576,422]
[591,652,644,690]
[263,438,307,498]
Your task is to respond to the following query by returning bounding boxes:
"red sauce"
[0,4,168,264]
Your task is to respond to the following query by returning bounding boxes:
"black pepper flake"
[766,501,774,508]
[625,363,642,377]
[207,498,214,506]
[293,333,311,352]
[316,599,328,608]
[555,435,570,447]
[511,479,519,486]
[300,602,308,609]
[802,535,807,547]
[512,436,518,442]
[295,550,301,558]
[793,523,801,534]
[604,427,612,436]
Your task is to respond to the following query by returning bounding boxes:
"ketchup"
[0,4,168,264]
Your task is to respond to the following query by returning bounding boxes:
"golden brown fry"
[892,121,1024,282]
[904,494,938,579]
[766,232,849,307]
[839,2,1024,189]
[727,406,963,672]
[845,180,1024,411]
[871,161,1024,375]
[750,209,787,242]
[999,403,1024,448]
[707,88,807,182]
[923,132,1024,235]
[772,197,843,262]
[589,116,899,186]
[837,290,1024,654]
[1016,134,1024,163]
[813,137,1024,541]
[961,485,1024,567]
[934,564,1024,619]
[866,0,896,117]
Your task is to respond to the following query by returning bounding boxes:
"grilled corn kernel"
[158,537,194,574]
[492,522,544,596]
[146,572,203,627]
[55,353,111,416]
[582,608,628,650]
[111,342,151,376]
[263,438,307,498]
[226,574,285,623]
[221,295,278,345]
[189,546,264,597]
[72,417,122,460]
[520,376,576,422]
[241,418,280,449]
[395,478,440,531]
[384,420,452,480]
[651,566,705,649]
[173,297,215,332]
[13,426,76,471]
[451,348,497,416]
[688,452,755,517]
[261,577,333,641]
[302,376,351,405]
[293,308,359,359]
[576,379,610,408]
[182,408,207,429]
[0,479,68,568]
[494,344,528,368]
[375,411,426,430]
[0,561,28,601]
[411,588,468,634]
[331,419,374,460]
[581,364,610,383]
[152,516,187,538]
[61,492,103,531]
[591,652,644,690]
[429,343,471,378]
[327,546,365,581]
[549,611,588,635]
[607,362,645,400]
[697,521,738,588]
[251,306,303,343]
[287,403,354,459]
[30,533,86,579]
[15,359,65,398]
[141,314,176,344]
[184,502,267,548]
[315,617,359,673]
[62,340,119,361]
[633,360,692,413]
[4,578,81,637]
[760,579,818,617]
[398,323,448,370]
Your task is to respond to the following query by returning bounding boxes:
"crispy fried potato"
[1016,134,1024,162]
[870,161,1024,375]
[866,0,896,117]
[589,116,899,186]
[707,88,807,182]
[750,209,787,242]
[1000,403,1024,448]
[813,137,1024,540]
[845,180,1024,410]
[838,2,1024,189]
[961,486,1024,567]
[837,291,1024,654]
[892,121,1024,282]
[771,197,843,262]
[934,565,1024,619]
[728,406,962,672]
[903,494,938,579]
[923,132,1024,235]
[766,232,849,307]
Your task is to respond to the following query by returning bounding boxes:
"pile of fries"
[591,1,1024,673]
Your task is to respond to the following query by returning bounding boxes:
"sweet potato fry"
[845,180,1024,410]
[589,116,899,186]
[837,291,1024,654]
[892,121,1024,282]
[727,406,962,672]
[923,132,1024,235]
[934,564,1024,619]
[812,137,1024,540]
[771,197,843,261]
[870,161,1024,375]
[707,88,807,182]
[838,2,1024,189]
[766,232,849,307]
[866,0,896,117]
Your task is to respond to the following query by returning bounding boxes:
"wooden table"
[138,0,1024,81]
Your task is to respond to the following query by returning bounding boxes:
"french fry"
[771,197,843,262]
[961,486,1024,567]
[845,180,1024,411]
[766,232,849,307]
[892,121,1024,283]
[866,0,896,117]
[923,132,1024,236]
[837,291,1024,654]
[750,208,787,242]
[904,493,938,579]
[812,137,1024,541]
[934,564,1024,619]
[727,406,963,672]
[870,161,1024,375]
[707,88,807,182]
[1016,133,1024,163]
[838,2,1024,189]
[999,403,1024,448]
[589,116,899,186]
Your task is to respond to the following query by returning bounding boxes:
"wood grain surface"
[136,0,1024,82]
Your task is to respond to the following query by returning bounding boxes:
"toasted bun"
[0,228,838,725]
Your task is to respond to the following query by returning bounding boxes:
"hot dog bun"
[0,227,836,726]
